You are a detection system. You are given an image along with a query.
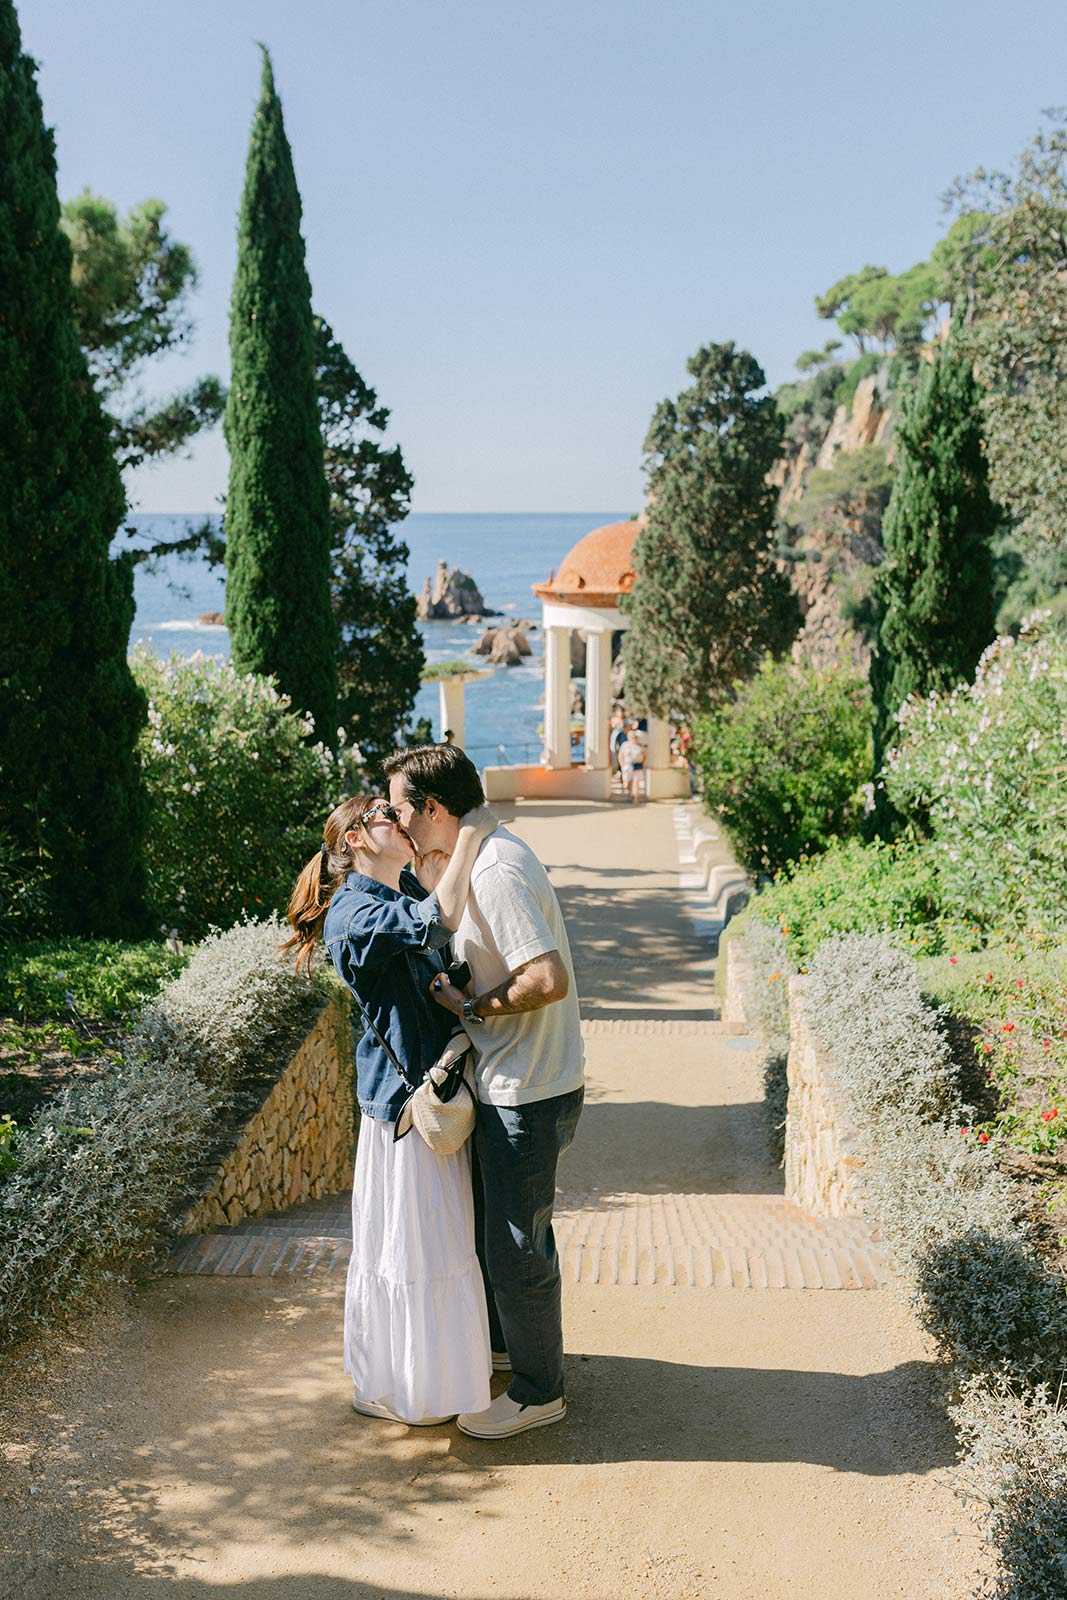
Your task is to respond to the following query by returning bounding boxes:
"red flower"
[1042,1108,1059,1123]
[1003,1022,1016,1032]
[949,956,958,965]
[978,1131,990,1144]
[1043,1039,1053,1050]
[985,973,994,982]
[960,1127,970,1137]
[982,1043,993,1055]
[1016,978,1025,989]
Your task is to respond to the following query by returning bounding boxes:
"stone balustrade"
[182,991,355,1234]
[784,975,865,1218]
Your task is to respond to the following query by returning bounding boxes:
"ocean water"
[125,511,629,763]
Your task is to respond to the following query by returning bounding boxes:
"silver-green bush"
[0,1054,213,1344]
[127,914,326,1094]
[861,1116,1019,1272]
[0,916,329,1345]
[916,1228,1067,1385]
[951,1373,1067,1600]
[806,935,961,1126]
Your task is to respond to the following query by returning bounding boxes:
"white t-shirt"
[452,827,584,1107]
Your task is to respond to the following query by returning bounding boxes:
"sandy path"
[0,799,981,1599]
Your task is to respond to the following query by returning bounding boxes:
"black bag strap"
[348,987,416,1088]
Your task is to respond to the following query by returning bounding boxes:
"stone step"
[165,1188,887,1289]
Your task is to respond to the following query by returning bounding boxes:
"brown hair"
[382,742,484,817]
[281,794,377,973]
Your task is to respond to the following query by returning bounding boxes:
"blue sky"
[22,0,1067,513]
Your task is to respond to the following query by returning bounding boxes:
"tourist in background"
[618,723,646,803]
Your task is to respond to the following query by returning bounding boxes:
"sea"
[124,511,629,765]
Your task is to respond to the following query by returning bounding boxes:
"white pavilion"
[482,520,689,802]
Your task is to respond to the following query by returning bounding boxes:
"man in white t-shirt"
[385,744,584,1440]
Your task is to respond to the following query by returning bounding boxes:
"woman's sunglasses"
[361,801,400,827]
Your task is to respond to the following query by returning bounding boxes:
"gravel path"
[0,799,982,1599]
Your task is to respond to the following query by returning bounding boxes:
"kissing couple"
[284,743,584,1438]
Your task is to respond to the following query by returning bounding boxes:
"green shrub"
[885,620,1067,938]
[132,648,364,938]
[694,658,871,877]
[751,836,945,960]
[0,937,186,1020]
[0,1052,213,1344]
[915,1227,1067,1385]
[126,914,329,1095]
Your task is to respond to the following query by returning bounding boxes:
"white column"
[583,629,613,769]
[438,678,466,747]
[543,626,573,769]
[646,714,671,770]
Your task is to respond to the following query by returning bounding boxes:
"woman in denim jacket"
[285,791,497,1425]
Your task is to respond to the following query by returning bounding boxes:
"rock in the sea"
[198,611,226,626]
[474,625,531,664]
[416,560,496,620]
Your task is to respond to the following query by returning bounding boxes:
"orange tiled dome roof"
[532,519,644,607]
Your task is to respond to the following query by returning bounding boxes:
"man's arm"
[430,950,569,1019]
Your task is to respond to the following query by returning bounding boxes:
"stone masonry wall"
[784,974,865,1218]
[183,992,355,1234]
[723,933,756,1035]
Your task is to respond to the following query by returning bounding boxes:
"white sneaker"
[491,1349,512,1372]
[457,1392,566,1439]
[352,1395,455,1426]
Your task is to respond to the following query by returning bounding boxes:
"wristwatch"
[462,996,483,1026]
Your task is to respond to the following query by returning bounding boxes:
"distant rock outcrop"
[198,611,226,626]
[417,561,497,620]
[474,624,532,667]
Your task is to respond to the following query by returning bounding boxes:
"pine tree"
[224,48,337,745]
[623,342,799,716]
[315,317,423,764]
[0,0,147,936]
[871,328,998,785]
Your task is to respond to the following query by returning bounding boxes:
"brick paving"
[167,801,886,1290]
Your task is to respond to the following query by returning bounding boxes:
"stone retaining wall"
[784,975,865,1217]
[723,933,756,1035]
[183,992,355,1234]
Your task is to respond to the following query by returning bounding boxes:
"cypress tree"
[623,342,799,716]
[871,328,998,789]
[224,48,337,744]
[0,0,147,935]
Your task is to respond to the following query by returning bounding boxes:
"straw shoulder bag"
[350,992,476,1157]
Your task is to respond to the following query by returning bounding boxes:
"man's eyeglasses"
[361,801,400,827]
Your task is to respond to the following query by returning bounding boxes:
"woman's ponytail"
[281,796,370,972]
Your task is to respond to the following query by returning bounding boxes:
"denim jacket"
[323,869,457,1121]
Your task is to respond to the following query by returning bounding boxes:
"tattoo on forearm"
[474,955,566,1018]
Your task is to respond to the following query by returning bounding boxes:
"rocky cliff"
[416,561,497,620]
[773,372,897,671]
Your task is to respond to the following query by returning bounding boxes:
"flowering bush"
[694,658,871,877]
[923,943,1067,1160]
[750,836,946,960]
[131,649,364,938]
[884,619,1067,937]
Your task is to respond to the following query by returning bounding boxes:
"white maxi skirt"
[344,1114,492,1421]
